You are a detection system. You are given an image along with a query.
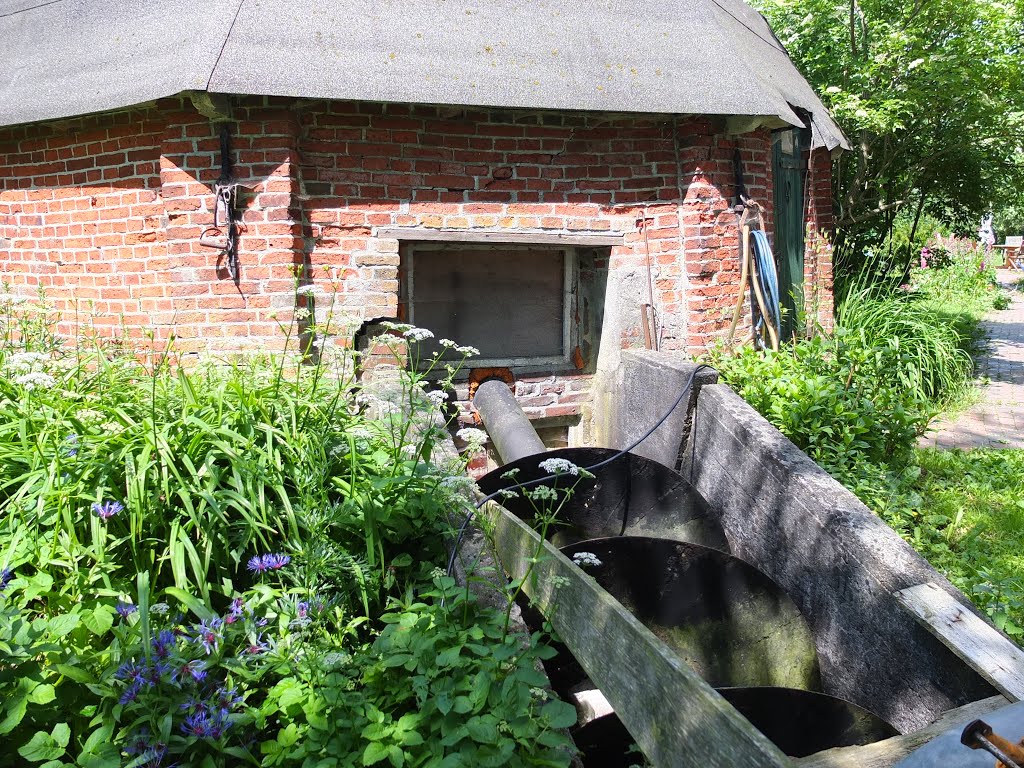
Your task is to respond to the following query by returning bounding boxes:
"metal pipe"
[962,719,1024,768]
[472,379,546,464]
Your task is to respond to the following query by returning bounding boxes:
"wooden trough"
[472,373,1024,766]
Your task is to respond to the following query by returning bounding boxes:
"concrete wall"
[684,384,995,733]
[593,349,718,467]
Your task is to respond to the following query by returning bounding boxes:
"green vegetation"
[708,240,1024,629]
[0,294,576,767]
[752,0,1024,276]
[890,449,1024,639]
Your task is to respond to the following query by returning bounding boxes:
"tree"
[754,0,1024,277]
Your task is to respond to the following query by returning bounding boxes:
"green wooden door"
[772,128,810,341]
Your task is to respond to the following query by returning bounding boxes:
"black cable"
[445,363,713,576]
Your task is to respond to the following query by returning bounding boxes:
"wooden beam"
[486,504,794,768]
[795,695,1010,768]
[375,227,624,247]
[895,582,1024,702]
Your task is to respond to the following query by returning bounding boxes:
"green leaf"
[362,741,390,766]
[164,587,215,621]
[51,723,70,749]
[541,700,578,730]
[436,691,453,715]
[277,724,299,748]
[0,693,28,735]
[18,725,67,762]
[27,684,55,705]
[82,606,114,636]
[465,716,498,744]
[46,613,80,638]
[435,646,462,667]
[56,663,96,684]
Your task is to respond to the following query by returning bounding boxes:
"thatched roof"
[0,0,847,149]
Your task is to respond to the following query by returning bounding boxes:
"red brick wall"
[0,109,165,340]
[676,120,775,350]
[803,147,835,332]
[0,97,835,421]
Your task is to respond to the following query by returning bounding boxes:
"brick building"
[0,0,846,440]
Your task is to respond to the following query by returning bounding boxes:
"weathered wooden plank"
[895,582,1024,702]
[795,695,1010,768]
[486,504,794,768]
[375,227,624,247]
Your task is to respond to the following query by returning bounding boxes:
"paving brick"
[921,270,1024,449]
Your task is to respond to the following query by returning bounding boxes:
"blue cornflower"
[262,553,290,570]
[224,597,245,624]
[115,660,147,682]
[192,618,223,655]
[0,567,12,593]
[64,434,78,458]
[214,686,242,714]
[207,709,231,738]
[123,729,151,756]
[119,679,142,705]
[247,552,290,573]
[246,634,269,655]
[140,744,168,768]
[116,601,137,618]
[124,731,168,768]
[180,712,211,738]
[91,500,124,520]
[296,600,309,619]
[180,696,209,715]
[181,709,231,739]
[144,661,170,686]
[151,629,176,658]
[179,660,207,683]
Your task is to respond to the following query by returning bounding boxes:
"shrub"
[707,329,932,470]
[0,294,576,767]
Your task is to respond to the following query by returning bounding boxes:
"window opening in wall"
[399,243,575,369]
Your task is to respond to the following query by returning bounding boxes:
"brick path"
[921,270,1024,449]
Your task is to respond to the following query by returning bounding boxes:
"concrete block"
[596,349,717,468]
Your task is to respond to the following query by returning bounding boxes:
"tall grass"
[836,286,973,405]
[0,293,473,621]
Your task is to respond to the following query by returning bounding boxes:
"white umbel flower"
[403,327,434,342]
[456,427,488,449]
[572,551,603,567]
[539,457,580,476]
[15,372,55,391]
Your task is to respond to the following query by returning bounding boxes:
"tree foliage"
[753,0,1024,274]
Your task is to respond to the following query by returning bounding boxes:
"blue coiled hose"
[750,229,782,345]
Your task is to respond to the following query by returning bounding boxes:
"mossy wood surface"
[487,504,793,768]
